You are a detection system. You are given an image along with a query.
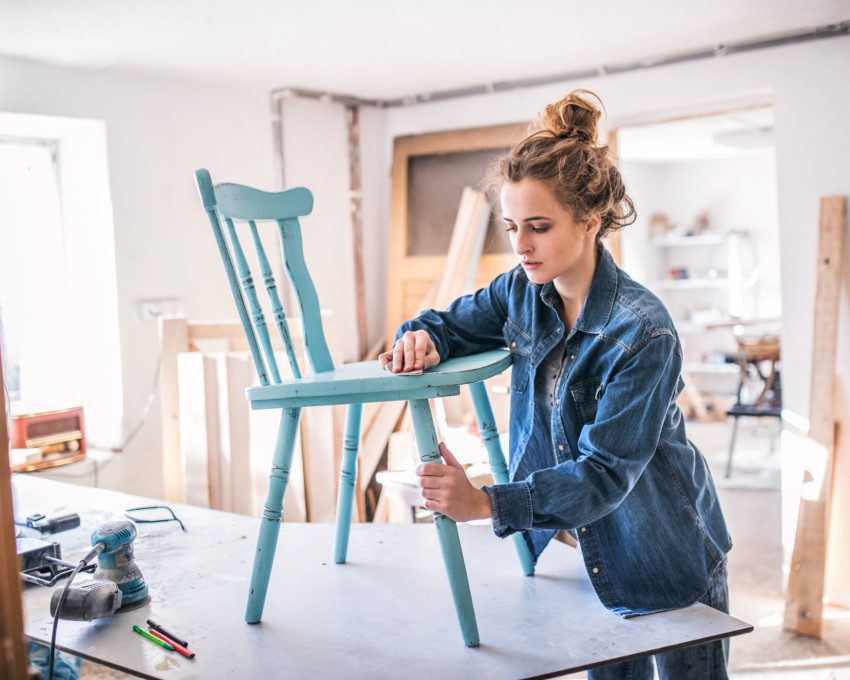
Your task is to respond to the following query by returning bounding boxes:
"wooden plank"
[159,315,189,503]
[369,188,493,520]
[358,400,407,491]
[300,406,338,522]
[434,188,490,308]
[161,314,336,518]
[0,351,27,680]
[784,195,846,637]
[604,128,623,267]
[224,353,253,516]
[177,353,218,508]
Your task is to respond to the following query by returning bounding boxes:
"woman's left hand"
[416,443,493,522]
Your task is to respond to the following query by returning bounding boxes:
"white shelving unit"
[651,231,751,388]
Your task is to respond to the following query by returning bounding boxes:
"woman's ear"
[585,213,602,236]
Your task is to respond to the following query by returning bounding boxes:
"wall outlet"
[137,297,183,321]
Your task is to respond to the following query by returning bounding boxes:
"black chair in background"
[725,334,782,478]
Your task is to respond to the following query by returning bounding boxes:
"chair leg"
[725,416,740,479]
[246,407,301,624]
[334,402,363,564]
[408,398,480,647]
[468,381,535,576]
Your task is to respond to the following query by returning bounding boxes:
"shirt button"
[569,354,576,361]
[556,327,562,333]
[511,341,517,348]
[580,527,587,533]
[592,567,600,574]
[555,398,561,405]
[558,444,565,451]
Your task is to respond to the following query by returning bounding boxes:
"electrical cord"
[6,347,163,485]
[47,542,105,680]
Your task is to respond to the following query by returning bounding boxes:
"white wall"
[2,33,848,603]
[373,36,850,603]
[278,97,388,361]
[0,56,274,498]
[378,36,849,423]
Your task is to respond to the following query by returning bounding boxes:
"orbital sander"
[50,519,149,621]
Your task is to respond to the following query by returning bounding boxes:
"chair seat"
[247,348,512,409]
[726,404,782,418]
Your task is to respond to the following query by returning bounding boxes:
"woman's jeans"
[589,559,730,680]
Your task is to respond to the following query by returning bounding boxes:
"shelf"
[683,363,739,375]
[675,321,727,334]
[652,234,727,247]
[654,278,729,290]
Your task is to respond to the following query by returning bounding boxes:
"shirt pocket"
[502,319,532,394]
[569,376,604,424]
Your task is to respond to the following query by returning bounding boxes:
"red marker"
[148,628,196,659]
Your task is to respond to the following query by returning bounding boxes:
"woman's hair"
[488,89,636,239]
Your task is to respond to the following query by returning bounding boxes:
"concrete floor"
[74,418,849,679]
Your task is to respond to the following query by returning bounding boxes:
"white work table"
[16,475,752,678]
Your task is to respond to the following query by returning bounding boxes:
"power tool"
[90,520,150,611]
[50,519,150,621]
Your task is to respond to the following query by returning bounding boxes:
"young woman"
[380,90,732,678]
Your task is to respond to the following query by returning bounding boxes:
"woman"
[380,90,732,679]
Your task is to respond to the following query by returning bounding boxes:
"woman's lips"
[522,261,542,271]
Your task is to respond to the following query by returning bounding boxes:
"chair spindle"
[247,220,302,380]
[225,217,281,384]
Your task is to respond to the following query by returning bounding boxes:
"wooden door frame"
[385,122,528,346]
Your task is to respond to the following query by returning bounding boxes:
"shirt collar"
[539,245,618,335]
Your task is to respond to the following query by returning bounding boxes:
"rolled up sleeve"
[482,480,533,536]
[485,331,682,535]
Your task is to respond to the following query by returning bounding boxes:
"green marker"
[133,624,175,651]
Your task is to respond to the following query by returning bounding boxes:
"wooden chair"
[725,334,782,478]
[194,169,533,647]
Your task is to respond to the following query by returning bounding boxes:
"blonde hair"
[490,89,636,239]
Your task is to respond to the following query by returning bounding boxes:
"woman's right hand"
[379,330,441,373]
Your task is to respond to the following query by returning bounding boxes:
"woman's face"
[500,178,599,286]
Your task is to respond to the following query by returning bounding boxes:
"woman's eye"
[531,226,550,234]
[504,224,517,233]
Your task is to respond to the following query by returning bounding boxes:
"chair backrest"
[194,168,334,385]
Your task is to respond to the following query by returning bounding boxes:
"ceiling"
[618,107,776,162]
[0,1,848,99]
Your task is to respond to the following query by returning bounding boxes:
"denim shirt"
[397,246,732,617]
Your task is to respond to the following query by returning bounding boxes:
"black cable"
[88,347,163,455]
[47,543,105,680]
[5,347,163,486]
[47,560,84,680]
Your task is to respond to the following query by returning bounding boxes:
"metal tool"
[49,579,123,621]
[25,512,81,535]
[50,519,150,621]
[90,519,150,611]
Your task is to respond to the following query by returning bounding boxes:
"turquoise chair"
[194,169,534,647]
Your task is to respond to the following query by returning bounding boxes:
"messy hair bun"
[534,89,602,144]
[491,89,635,239]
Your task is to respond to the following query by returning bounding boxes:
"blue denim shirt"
[398,246,732,617]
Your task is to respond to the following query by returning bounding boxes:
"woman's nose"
[514,229,531,255]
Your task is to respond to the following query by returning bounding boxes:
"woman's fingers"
[381,331,440,373]
[439,442,464,470]
[413,332,429,370]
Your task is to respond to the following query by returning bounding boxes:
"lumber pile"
[365,187,493,521]
[159,312,343,522]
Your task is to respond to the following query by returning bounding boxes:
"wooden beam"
[159,315,189,503]
[0,347,28,679]
[345,104,369,360]
[784,195,847,637]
